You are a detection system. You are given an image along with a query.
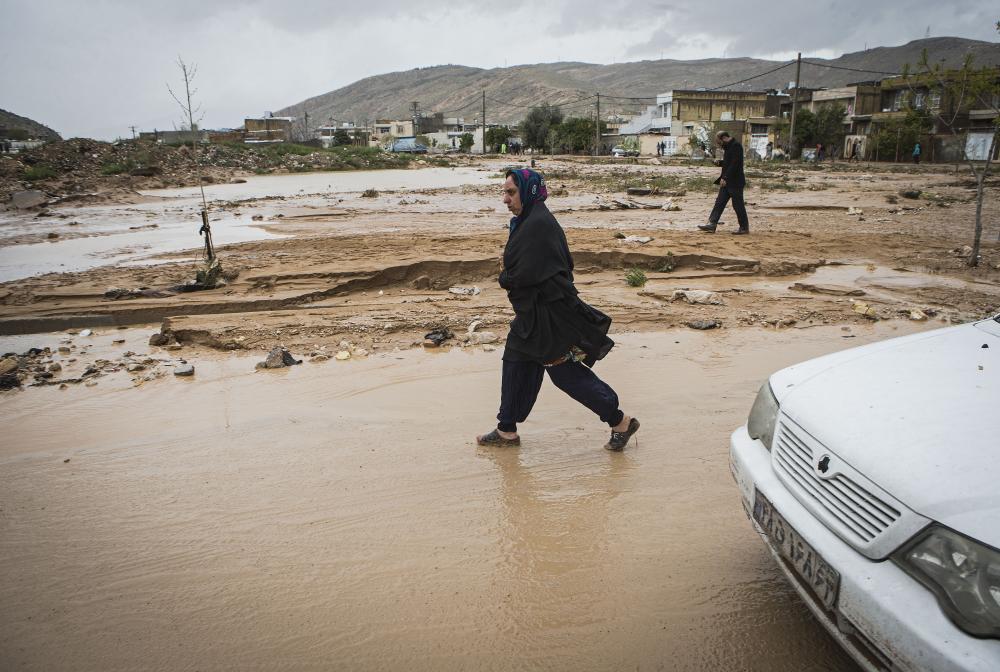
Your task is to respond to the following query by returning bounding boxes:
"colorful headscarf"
[506,167,548,233]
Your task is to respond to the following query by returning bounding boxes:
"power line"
[707,60,797,91]
[799,59,901,77]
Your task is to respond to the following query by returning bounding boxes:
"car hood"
[771,319,1000,546]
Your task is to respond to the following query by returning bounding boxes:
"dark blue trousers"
[709,185,749,231]
[496,359,623,433]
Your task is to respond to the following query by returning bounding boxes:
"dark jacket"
[714,138,746,189]
[499,202,614,364]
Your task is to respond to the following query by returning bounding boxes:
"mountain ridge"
[276,37,1000,126]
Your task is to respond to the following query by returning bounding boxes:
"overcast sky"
[2,0,997,140]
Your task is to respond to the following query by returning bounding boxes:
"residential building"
[244,115,294,143]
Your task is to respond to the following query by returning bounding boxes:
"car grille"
[772,419,901,546]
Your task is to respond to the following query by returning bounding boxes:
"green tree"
[459,132,475,153]
[485,126,512,152]
[520,104,564,150]
[553,117,607,154]
[814,103,848,157]
[332,129,351,146]
[792,108,817,148]
[871,108,932,163]
[905,49,1000,266]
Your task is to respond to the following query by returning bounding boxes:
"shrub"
[625,268,647,287]
[23,165,58,181]
[101,162,129,175]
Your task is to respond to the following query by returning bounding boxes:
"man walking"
[698,131,749,235]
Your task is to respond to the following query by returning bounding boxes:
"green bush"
[625,268,647,287]
[101,162,129,175]
[23,165,58,181]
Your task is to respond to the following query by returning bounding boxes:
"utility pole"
[129,125,137,140]
[594,93,601,156]
[481,90,486,155]
[788,52,802,158]
[304,111,310,142]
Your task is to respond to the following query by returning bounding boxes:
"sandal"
[476,429,521,446]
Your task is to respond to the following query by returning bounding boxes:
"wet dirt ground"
[1,156,999,670]
[1,323,933,672]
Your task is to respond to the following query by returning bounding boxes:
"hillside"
[277,37,1000,125]
[0,109,61,141]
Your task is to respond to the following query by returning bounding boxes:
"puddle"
[1,325,931,670]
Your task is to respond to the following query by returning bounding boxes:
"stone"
[790,282,866,297]
[670,289,724,305]
[0,373,20,390]
[899,189,922,199]
[686,320,720,330]
[621,235,653,245]
[11,190,47,209]
[310,354,330,362]
[0,357,18,376]
[852,301,878,319]
[335,350,351,360]
[173,364,195,376]
[258,346,303,369]
[411,275,432,290]
[48,362,62,373]
[909,309,928,321]
[468,331,498,345]
[352,348,369,358]
[79,329,92,337]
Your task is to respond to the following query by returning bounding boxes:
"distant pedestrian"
[816,143,824,161]
[698,131,749,235]
[913,142,921,164]
[765,141,773,160]
[476,168,640,452]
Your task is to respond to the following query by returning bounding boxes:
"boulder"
[11,190,47,209]
[173,364,195,376]
[257,347,302,369]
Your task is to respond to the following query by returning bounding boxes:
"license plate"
[753,490,841,611]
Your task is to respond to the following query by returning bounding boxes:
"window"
[913,92,925,109]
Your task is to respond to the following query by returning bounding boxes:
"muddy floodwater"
[1,324,934,671]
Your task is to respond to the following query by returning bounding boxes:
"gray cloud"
[1,0,995,139]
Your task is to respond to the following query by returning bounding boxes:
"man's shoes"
[605,418,640,452]
[697,223,718,233]
[731,229,749,235]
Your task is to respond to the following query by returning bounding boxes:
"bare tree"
[166,57,225,289]
[906,52,999,266]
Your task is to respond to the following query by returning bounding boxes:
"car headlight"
[747,381,779,450]
[893,525,1000,638]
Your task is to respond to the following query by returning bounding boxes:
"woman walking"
[476,168,640,451]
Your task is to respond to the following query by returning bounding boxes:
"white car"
[730,316,1000,672]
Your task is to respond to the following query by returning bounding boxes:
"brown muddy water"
[0,324,933,671]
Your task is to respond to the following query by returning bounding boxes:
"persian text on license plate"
[753,490,840,611]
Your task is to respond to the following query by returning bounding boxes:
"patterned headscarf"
[506,167,548,232]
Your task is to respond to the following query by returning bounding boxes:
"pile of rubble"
[1,138,439,203]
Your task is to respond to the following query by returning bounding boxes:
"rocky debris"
[909,309,928,321]
[257,346,303,369]
[10,190,48,209]
[149,330,178,347]
[411,275,432,290]
[852,301,878,319]
[686,319,720,330]
[899,189,922,199]
[448,285,481,296]
[0,357,18,376]
[621,235,653,245]
[104,286,173,300]
[662,199,681,212]
[953,245,974,258]
[670,289,724,305]
[626,187,652,196]
[361,189,379,198]
[790,282,866,297]
[335,350,351,360]
[173,363,195,376]
[847,207,863,216]
[423,327,453,347]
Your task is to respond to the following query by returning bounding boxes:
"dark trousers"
[709,185,749,231]
[496,359,623,433]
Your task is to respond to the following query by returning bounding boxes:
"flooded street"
[0,325,933,671]
[0,167,494,282]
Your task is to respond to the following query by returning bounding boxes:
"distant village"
[3,67,998,163]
